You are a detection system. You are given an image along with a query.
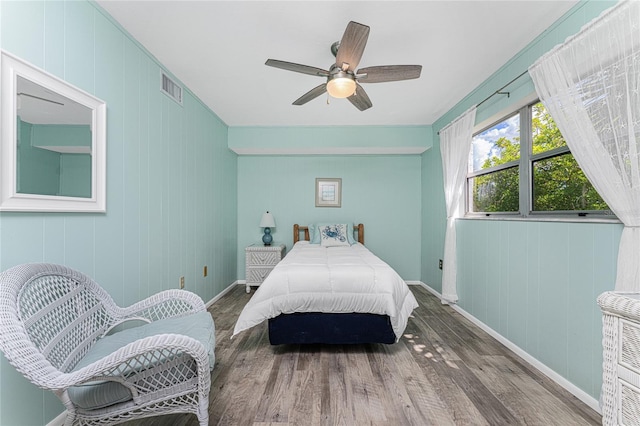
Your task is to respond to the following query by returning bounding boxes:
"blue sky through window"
[469,114,520,172]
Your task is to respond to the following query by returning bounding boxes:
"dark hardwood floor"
[128,284,601,425]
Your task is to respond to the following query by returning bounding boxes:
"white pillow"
[319,224,351,247]
[310,222,357,245]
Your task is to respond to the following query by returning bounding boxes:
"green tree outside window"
[470,102,608,213]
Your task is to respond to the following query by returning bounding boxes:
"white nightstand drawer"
[599,292,640,426]
[247,268,275,284]
[244,243,286,293]
[621,319,640,375]
[619,379,640,426]
[246,251,280,267]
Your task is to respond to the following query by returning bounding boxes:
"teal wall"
[33,124,92,198]
[59,153,91,197]
[229,125,431,153]
[457,220,621,398]
[0,1,237,425]
[32,123,91,149]
[237,154,423,281]
[17,118,60,196]
[19,120,93,197]
[233,125,431,281]
[423,0,621,402]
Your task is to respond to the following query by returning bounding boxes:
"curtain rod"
[437,69,529,136]
[476,69,529,108]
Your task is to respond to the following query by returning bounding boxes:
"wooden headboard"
[293,224,364,245]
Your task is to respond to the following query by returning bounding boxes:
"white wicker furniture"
[598,291,640,426]
[0,263,214,426]
[245,243,285,293]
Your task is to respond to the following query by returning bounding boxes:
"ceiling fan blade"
[347,83,372,111]
[335,21,370,71]
[293,84,327,106]
[265,59,329,77]
[357,65,422,83]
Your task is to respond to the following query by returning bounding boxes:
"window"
[468,112,520,213]
[467,101,610,217]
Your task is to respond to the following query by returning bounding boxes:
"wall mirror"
[0,50,106,212]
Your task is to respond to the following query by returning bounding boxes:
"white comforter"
[233,241,419,341]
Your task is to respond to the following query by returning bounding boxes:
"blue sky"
[469,114,520,172]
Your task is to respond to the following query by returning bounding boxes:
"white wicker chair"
[0,263,214,426]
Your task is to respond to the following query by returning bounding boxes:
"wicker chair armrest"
[54,333,210,391]
[119,289,206,321]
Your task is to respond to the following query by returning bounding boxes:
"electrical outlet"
[438,259,443,270]
[203,266,208,277]
[179,276,185,289]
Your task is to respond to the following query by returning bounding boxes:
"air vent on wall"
[161,72,183,105]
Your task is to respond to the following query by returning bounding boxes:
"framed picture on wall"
[315,178,342,208]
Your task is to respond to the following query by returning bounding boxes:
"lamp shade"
[260,211,276,228]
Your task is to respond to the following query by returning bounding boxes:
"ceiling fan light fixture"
[265,21,420,111]
[326,72,356,99]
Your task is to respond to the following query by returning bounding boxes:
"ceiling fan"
[265,21,422,111]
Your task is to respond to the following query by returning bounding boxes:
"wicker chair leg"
[56,390,75,426]
[197,398,209,426]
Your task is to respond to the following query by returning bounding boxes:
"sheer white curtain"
[529,0,640,292]
[439,106,476,304]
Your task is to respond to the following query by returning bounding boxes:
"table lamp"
[260,211,276,246]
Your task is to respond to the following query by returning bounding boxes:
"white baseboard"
[205,280,242,308]
[46,411,66,426]
[416,281,601,414]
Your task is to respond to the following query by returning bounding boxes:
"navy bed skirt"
[268,312,396,345]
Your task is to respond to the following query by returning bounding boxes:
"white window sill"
[461,214,621,225]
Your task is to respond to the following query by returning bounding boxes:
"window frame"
[465,99,615,220]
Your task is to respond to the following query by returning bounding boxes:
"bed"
[233,223,418,345]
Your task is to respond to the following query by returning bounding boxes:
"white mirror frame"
[0,50,106,212]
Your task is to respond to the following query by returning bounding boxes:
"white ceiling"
[18,77,92,125]
[96,0,578,127]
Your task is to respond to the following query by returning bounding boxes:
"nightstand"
[245,243,286,293]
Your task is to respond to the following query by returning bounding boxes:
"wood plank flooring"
[127,285,601,426]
